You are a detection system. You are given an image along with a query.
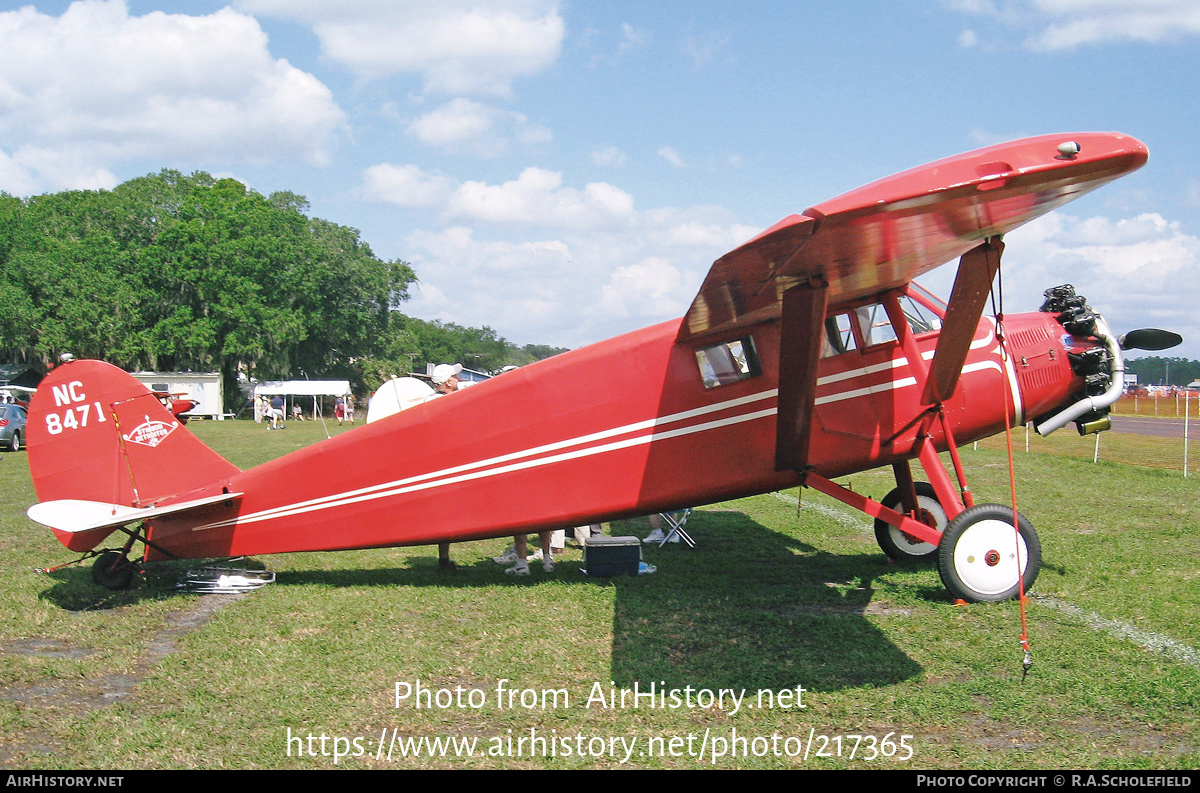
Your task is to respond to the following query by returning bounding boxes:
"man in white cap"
[429,363,463,570]
[430,363,462,397]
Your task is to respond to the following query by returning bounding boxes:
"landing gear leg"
[874,480,945,562]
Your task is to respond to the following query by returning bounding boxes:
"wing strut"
[774,276,828,472]
[925,237,1004,404]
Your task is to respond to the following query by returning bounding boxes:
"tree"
[1126,356,1200,387]
[0,172,417,397]
[0,171,572,400]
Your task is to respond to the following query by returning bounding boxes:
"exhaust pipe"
[1035,315,1124,436]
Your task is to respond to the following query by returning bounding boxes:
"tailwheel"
[874,482,945,562]
[937,504,1040,603]
[92,550,137,590]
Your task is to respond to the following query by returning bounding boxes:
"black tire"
[874,482,944,562]
[937,504,1040,603]
[7,431,18,452]
[92,551,135,590]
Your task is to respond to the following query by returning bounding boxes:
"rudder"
[27,360,241,548]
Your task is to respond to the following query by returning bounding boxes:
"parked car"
[0,403,26,451]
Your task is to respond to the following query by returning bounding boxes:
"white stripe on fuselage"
[191,327,1015,533]
[191,390,778,532]
[815,361,1003,406]
[814,324,1020,420]
[815,327,994,387]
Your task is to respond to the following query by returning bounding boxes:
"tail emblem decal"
[122,416,179,448]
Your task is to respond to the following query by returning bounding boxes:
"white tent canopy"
[254,380,351,397]
[252,380,353,422]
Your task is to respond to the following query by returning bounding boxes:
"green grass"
[1,419,1197,768]
[975,419,1200,473]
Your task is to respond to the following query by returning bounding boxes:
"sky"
[1,0,1199,358]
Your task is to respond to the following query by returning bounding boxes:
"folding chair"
[653,508,695,547]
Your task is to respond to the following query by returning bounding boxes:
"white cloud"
[586,22,651,68]
[658,146,686,168]
[596,257,687,319]
[935,212,1200,357]
[412,226,572,276]
[683,27,731,69]
[945,0,1200,50]
[403,220,710,345]
[0,145,119,193]
[373,164,762,346]
[658,219,761,248]
[0,149,40,195]
[362,163,455,208]
[238,0,564,96]
[619,23,651,54]
[0,0,344,193]
[1006,212,1198,287]
[590,145,629,168]
[404,226,580,336]
[366,162,638,228]
[406,98,551,157]
[425,167,636,229]
[409,99,497,146]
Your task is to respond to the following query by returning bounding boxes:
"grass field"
[1,419,1197,769]
[976,420,1194,471]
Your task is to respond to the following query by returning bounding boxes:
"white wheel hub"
[951,518,1030,597]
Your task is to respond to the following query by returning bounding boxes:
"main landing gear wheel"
[937,504,1041,603]
[874,482,945,562]
[92,550,136,590]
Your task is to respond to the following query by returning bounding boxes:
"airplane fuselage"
[131,285,1082,562]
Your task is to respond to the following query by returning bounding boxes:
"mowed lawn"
[1,418,1197,769]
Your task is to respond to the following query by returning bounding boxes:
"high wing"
[674,132,1148,472]
[678,133,1148,342]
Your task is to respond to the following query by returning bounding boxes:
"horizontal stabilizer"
[28,492,243,534]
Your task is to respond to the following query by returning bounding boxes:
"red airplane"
[150,390,200,423]
[24,132,1179,601]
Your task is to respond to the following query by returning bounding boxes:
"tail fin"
[27,360,240,549]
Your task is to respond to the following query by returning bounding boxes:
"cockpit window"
[820,288,947,358]
[853,296,942,348]
[898,294,942,334]
[856,303,899,347]
[909,281,947,313]
[821,313,858,358]
[695,336,762,388]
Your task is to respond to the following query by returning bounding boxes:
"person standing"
[428,363,463,570]
[504,531,554,576]
[269,395,284,430]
